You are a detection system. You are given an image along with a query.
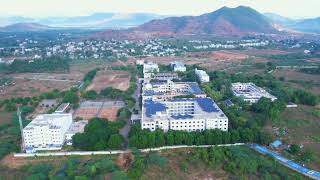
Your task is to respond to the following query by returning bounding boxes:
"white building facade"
[171,61,186,72]
[143,62,159,78]
[23,113,72,153]
[231,82,277,104]
[195,68,210,82]
[141,98,228,132]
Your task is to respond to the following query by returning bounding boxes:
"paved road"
[119,77,141,148]
[250,144,320,180]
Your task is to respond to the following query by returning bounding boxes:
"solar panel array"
[144,100,167,117]
[196,98,219,112]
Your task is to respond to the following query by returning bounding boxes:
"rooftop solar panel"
[144,100,167,117]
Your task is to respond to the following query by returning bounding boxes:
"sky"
[0,0,319,18]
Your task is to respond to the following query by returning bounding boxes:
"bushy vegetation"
[188,146,304,179]
[0,113,30,159]
[1,57,69,73]
[82,68,99,90]
[22,157,127,180]
[127,151,167,180]
[300,66,320,74]
[72,118,124,150]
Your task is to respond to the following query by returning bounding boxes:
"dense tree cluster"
[0,113,29,159]
[83,68,99,84]
[128,124,272,149]
[251,98,286,121]
[72,118,124,150]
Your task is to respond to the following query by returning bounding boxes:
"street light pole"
[17,107,24,152]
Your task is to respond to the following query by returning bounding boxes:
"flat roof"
[143,97,226,121]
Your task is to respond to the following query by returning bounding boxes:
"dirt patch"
[209,51,248,60]
[116,152,133,170]
[0,111,12,125]
[1,153,68,169]
[0,78,74,100]
[87,70,130,92]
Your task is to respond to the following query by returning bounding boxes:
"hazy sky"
[0,0,319,18]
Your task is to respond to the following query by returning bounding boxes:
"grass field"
[273,69,320,95]
[266,105,320,170]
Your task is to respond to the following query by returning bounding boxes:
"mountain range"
[264,13,320,33]
[0,6,319,36]
[0,13,165,29]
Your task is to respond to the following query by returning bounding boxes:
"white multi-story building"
[195,68,210,83]
[141,97,228,132]
[231,82,277,104]
[143,80,207,100]
[23,113,72,153]
[143,62,159,78]
[65,120,88,145]
[153,73,179,81]
[171,61,186,72]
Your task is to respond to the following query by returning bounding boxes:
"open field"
[0,78,74,99]
[87,70,130,92]
[0,62,114,100]
[187,50,248,61]
[273,69,320,95]
[266,105,320,170]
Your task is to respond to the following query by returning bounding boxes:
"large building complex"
[142,80,206,100]
[23,113,73,153]
[195,68,210,82]
[231,82,277,103]
[153,73,179,81]
[141,98,228,132]
[140,61,228,133]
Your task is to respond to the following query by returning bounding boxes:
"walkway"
[14,143,245,158]
[249,144,320,180]
[119,77,141,148]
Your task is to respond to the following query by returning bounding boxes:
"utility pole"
[17,107,24,152]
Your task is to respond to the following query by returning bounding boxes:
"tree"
[288,144,300,155]
[107,134,123,149]
[82,90,98,99]
[72,118,122,150]
[63,91,79,105]
[27,163,52,180]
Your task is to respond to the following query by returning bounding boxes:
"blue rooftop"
[144,82,205,96]
[196,98,219,113]
[144,100,167,117]
[270,140,282,148]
